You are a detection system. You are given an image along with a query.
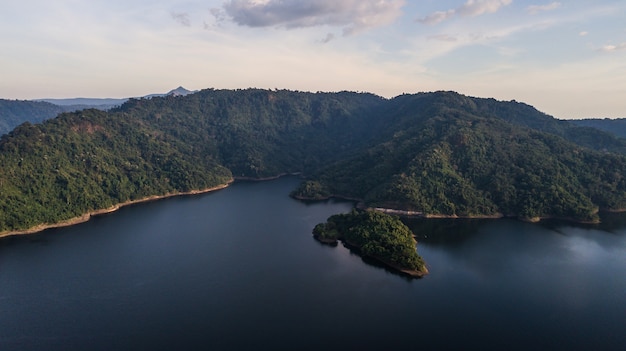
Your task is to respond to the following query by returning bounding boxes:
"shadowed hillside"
[1,89,626,233]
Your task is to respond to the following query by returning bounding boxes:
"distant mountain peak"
[167,86,196,97]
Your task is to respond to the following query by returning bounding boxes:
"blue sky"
[1,0,625,118]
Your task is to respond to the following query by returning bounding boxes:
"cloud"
[458,0,513,17]
[218,0,405,35]
[418,10,455,25]
[527,2,561,15]
[600,43,626,52]
[428,34,458,42]
[579,31,588,36]
[171,12,191,27]
[320,33,335,43]
[210,8,227,24]
[419,0,512,25]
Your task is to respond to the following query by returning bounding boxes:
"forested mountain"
[0,109,232,231]
[0,99,122,136]
[293,93,626,222]
[112,89,385,177]
[570,118,626,140]
[1,87,198,136]
[37,86,197,107]
[469,97,626,153]
[0,99,69,135]
[376,92,626,154]
[1,88,625,233]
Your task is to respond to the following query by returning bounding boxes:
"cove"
[0,176,625,350]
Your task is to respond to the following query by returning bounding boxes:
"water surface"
[0,177,624,350]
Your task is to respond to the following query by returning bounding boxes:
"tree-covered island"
[313,210,428,278]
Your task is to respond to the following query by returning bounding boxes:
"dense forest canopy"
[0,87,198,136]
[0,99,69,136]
[293,94,626,222]
[1,88,626,233]
[313,209,427,276]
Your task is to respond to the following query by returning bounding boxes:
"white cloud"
[527,2,562,15]
[217,0,405,35]
[458,0,513,17]
[418,0,512,25]
[579,31,588,36]
[600,43,626,52]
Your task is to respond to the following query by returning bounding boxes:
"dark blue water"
[1,177,625,350]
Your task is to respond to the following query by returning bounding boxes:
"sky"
[1,0,625,119]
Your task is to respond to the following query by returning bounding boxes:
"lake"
[0,176,625,350]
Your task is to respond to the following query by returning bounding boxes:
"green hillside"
[570,118,626,140]
[313,209,427,277]
[1,88,626,233]
[0,99,68,135]
[0,108,232,231]
[292,93,626,222]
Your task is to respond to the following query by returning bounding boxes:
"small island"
[313,209,428,278]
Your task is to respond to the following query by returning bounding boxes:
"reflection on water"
[0,177,625,351]
[402,217,490,246]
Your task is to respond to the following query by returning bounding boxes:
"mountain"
[0,87,197,136]
[0,99,71,135]
[570,118,626,140]
[36,86,197,107]
[1,88,625,234]
[35,97,128,107]
[143,86,198,99]
[293,93,626,222]
[166,86,196,96]
[469,98,626,154]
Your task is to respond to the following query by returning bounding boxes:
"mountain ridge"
[570,118,626,139]
[35,86,197,106]
[1,88,625,234]
[1,87,197,135]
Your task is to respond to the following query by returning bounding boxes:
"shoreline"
[0,180,234,240]
[291,193,364,204]
[3,175,617,240]
[234,172,301,182]
[293,194,607,224]
[313,234,428,278]
[599,207,626,213]
[371,207,605,224]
